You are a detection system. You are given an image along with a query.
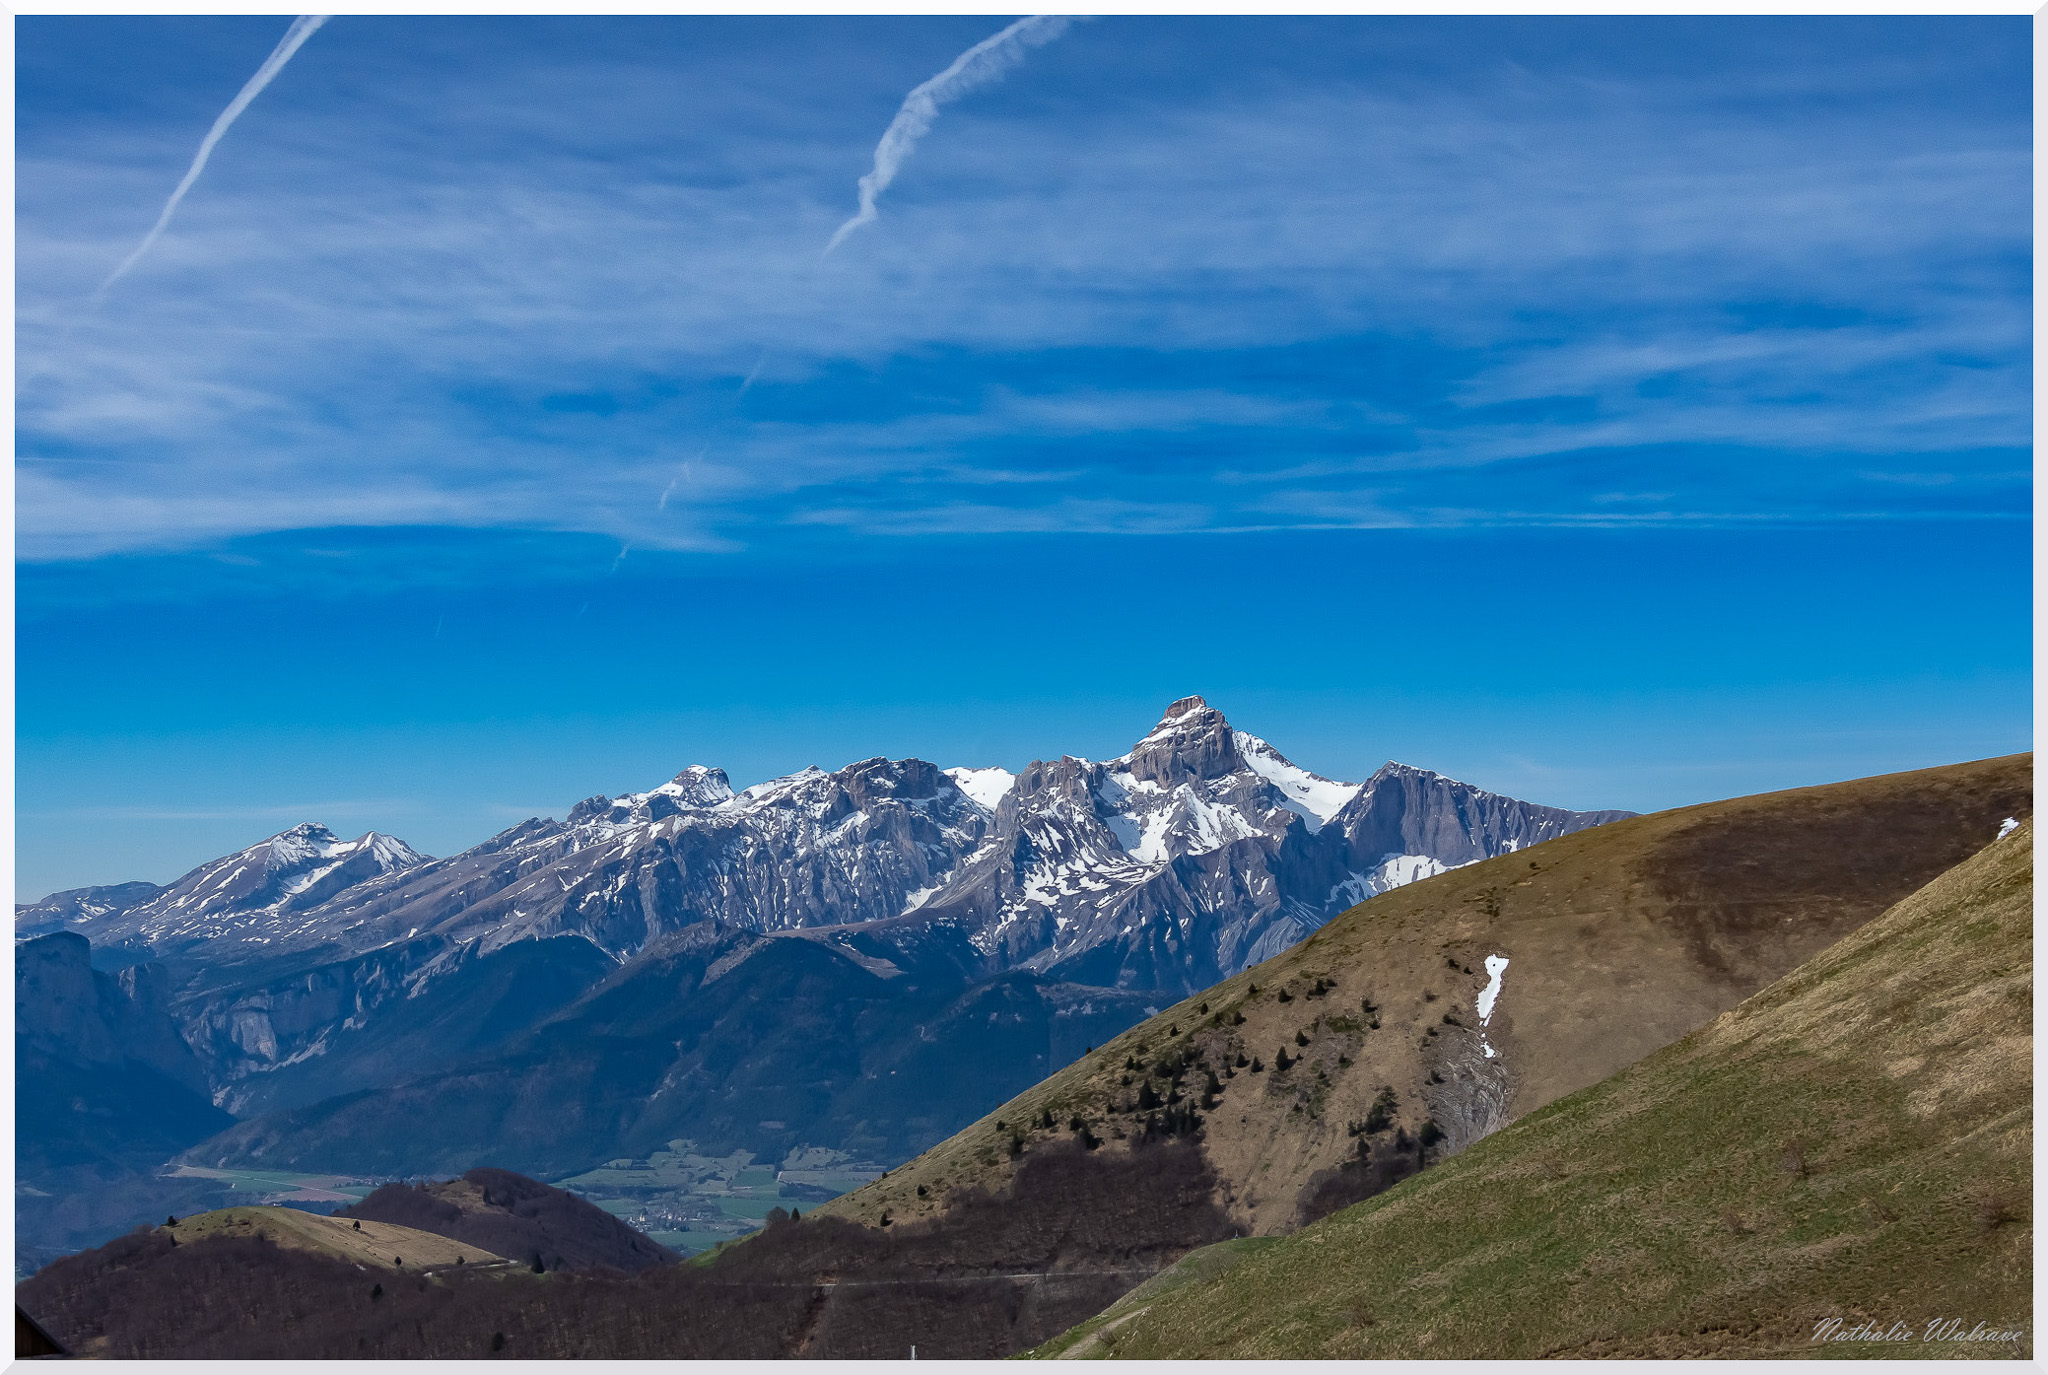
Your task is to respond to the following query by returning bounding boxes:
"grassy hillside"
[817,754,2030,1236]
[160,1206,508,1271]
[1028,818,2033,1359]
[337,1167,679,1274]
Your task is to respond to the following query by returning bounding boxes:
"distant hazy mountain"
[910,697,1633,990]
[14,881,166,942]
[23,700,1624,996]
[182,921,1159,1178]
[20,824,428,965]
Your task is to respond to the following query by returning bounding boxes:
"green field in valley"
[554,1141,885,1255]
[165,1166,378,1206]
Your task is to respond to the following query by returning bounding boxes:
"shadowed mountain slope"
[184,926,1157,1177]
[14,932,240,1276]
[15,933,229,1175]
[13,1141,1231,1360]
[337,1168,679,1274]
[1030,817,2034,1359]
[814,752,2030,1237]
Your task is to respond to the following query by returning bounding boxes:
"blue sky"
[15,16,2032,899]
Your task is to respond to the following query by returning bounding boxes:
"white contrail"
[824,15,1077,255]
[657,448,706,511]
[736,352,767,396]
[94,14,331,297]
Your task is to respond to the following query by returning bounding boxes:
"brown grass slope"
[818,753,2030,1237]
[159,1206,507,1271]
[1030,817,2033,1359]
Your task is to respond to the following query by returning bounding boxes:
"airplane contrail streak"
[736,353,767,396]
[824,15,1077,255]
[657,449,707,511]
[94,14,331,298]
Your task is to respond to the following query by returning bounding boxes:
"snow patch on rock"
[1233,730,1360,831]
[945,766,1018,811]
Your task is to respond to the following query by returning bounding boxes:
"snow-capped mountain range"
[22,697,1627,995]
[15,695,1636,1197]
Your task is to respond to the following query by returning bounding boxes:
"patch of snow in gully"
[1476,953,1510,1058]
[1996,817,2020,841]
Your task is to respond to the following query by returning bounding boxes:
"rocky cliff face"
[15,933,231,1174]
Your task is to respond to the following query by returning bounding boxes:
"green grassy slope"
[1028,820,2034,1360]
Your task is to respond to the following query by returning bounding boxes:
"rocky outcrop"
[1332,761,1635,870]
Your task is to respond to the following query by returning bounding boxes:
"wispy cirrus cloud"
[15,18,2028,562]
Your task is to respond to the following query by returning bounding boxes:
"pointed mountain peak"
[663,765,736,809]
[1133,695,1226,745]
[582,765,738,824]
[1153,694,1215,728]
[264,823,342,863]
[1125,695,1241,787]
[353,832,430,867]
